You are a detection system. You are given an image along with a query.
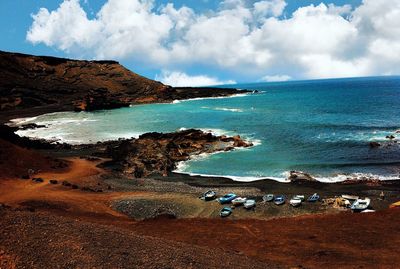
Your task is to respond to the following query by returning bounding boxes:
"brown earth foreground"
[1,154,400,268]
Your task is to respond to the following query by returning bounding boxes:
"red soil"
[1,147,399,268]
[135,210,400,268]
[0,138,66,179]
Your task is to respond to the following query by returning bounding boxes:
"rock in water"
[369,141,381,148]
[288,171,316,182]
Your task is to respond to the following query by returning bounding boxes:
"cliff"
[0,51,246,119]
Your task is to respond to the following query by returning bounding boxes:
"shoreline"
[5,102,399,185]
[6,115,400,185]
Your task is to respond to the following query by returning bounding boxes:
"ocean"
[13,76,400,182]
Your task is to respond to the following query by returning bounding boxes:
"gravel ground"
[0,208,278,269]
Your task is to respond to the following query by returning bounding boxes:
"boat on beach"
[263,194,274,202]
[274,195,285,205]
[220,207,233,217]
[290,196,302,207]
[243,199,256,209]
[341,194,359,201]
[307,193,320,202]
[351,198,371,212]
[232,197,247,206]
[218,193,237,204]
[202,190,217,201]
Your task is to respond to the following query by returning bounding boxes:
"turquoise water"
[14,77,400,182]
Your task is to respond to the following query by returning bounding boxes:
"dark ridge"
[0,50,248,123]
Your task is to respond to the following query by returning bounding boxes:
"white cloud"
[27,0,400,80]
[261,74,291,82]
[155,71,236,87]
[253,0,287,18]
[27,0,101,53]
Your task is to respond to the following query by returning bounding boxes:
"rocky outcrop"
[104,129,253,178]
[287,171,316,183]
[0,51,248,120]
[369,141,381,148]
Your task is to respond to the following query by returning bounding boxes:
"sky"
[1,0,399,86]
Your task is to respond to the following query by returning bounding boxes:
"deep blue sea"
[13,76,400,182]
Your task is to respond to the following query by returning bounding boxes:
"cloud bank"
[27,0,400,84]
[155,71,236,87]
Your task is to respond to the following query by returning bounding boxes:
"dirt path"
[0,158,139,220]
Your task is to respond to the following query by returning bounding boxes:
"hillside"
[0,51,245,120]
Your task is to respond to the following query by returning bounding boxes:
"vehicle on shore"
[274,195,285,205]
[263,194,274,202]
[220,207,233,217]
[232,197,247,206]
[243,199,256,209]
[307,193,320,202]
[351,198,371,212]
[218,193,237,204]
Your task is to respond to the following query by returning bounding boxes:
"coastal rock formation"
[369,141,381,148]
[0,51,248,119]
[287,171,316,183]
[104,129,253,178]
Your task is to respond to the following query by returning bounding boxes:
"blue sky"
[1,0,398,86]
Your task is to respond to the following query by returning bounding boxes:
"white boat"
[263,194,274,202]
[293,195,305,201]
[202,190,217,201]
[290,197,302,207]
[361,209,375,213]
[341,194,359,201]
[232,197,247,205]
[243,199,256,209]
[350,198,371,212]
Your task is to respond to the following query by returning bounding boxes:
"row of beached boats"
[262,193,319,207]
[200,191,371,217]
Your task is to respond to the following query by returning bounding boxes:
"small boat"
[232,197,247,206]
[293,195,305,201]
[263,194,274,202]
[220,207,233,217]
[351,198,371,212]
[341,194,359,201]
[243,199,256,209]
[361,209,375,213]
[202,190,217,201]
[290,197,302,207]
[274,195,285,205]
[307,193,320,202]
[218,193,237,204]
